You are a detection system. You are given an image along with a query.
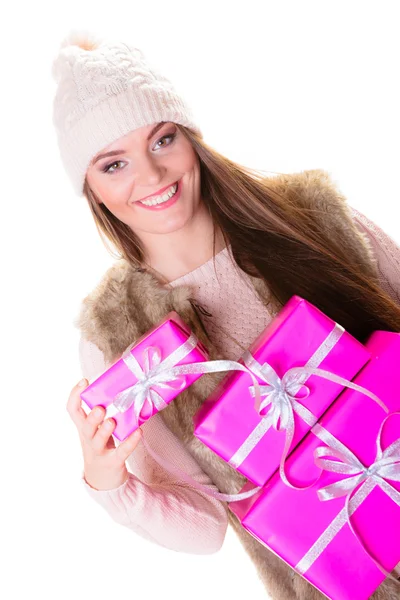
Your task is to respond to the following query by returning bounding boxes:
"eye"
[102,160,125,174]
[153,132,176,150]
[102,133,177,174]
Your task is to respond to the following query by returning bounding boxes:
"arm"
[78,337,228,555]
[350,206,400,305]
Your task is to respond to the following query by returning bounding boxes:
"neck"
[140,202,226,283]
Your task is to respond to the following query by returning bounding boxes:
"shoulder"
[73,258,200,363]
[264,168,349,213]
[263,168,368,244]
[349,206,400,304]
[266,169,390,283]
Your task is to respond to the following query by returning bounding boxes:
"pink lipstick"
[136,179,182,211]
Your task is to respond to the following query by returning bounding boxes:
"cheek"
[102,178,133,204]
[172,144,198,172]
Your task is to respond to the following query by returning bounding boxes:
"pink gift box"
[230,331,400,600]
[80,311,209,442]
[193,295,370,487]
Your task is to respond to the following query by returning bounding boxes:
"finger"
[66,379,90,429]
[114,428,143,464]
[81,405,107,441]
[91,417,117,453]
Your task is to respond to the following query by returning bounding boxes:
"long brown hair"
[83,124,400,343]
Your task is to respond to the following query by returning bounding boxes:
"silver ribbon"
[104,329,266,458]
[105,332,198,421]
[228,322,346,488]
[140,433,265,503]
[104,330,273,502]
[134,365,389,504]
[295,412,400,587]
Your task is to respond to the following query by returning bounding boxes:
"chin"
[157,212,194,232]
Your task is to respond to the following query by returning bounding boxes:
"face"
[85,122,204,239]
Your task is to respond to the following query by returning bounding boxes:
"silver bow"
[112,344,187,423]
[231,350,318,487]
[245,354,311,429]
[227,320,347,486]
[229,319,388,491]
[104,331,266,441]
[295,414,400,586]
[105,332,199,421]
[315,422,400,503]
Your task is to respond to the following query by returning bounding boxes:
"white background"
[1,1,399,599]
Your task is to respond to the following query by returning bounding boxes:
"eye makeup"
[101,131,177,175]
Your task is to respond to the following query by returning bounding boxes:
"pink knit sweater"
[78,206,400,554]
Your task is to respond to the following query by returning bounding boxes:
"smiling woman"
[83,120,217,281]
[52,29,400,600]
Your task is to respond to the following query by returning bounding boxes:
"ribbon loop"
[247,359,311,429]
[235,321,346,490]
[105,331,266,441]
[107,332,200,421]
[112,343,188,422]
[316,413,400,502]
[302,413,400,585]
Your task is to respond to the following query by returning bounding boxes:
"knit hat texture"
[51,30,202,196]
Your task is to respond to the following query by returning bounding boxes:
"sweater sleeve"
[77,336,228,555]
[350,206,400,305]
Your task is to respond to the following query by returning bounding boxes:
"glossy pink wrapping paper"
[193,295,370,486]
[231,331,400,600]
[80,311,209,441]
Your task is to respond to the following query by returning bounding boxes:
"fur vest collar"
[75,169,381,599]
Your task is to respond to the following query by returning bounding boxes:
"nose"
[133,153,166,186]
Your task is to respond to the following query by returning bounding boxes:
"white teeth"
[140,183,178,206]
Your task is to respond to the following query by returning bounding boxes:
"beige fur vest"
[76,169,399,600]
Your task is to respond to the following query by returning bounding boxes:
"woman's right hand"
[67,378,143,491]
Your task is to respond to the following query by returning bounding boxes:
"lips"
[135,178,182,211]
[135,181,178,204]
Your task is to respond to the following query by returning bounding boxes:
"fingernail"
[78,378,87,387]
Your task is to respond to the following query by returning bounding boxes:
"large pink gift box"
[80,311,209,441]
[230,331,400,600]
[193,295,370,487]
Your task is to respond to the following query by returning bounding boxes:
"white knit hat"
[51,30,203,197]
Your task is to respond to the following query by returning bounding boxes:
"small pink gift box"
[193,295,371,487]
[230,331,400,600]
[80,311,209,441]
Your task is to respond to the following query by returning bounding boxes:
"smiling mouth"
[134,180,180,207]
[134,179,182,210]
[135,181,179,205]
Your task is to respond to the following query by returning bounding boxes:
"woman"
[52,31,400,599]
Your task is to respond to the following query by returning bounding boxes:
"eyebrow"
[91,122,167,166]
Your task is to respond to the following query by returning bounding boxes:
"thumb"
[67,378,89,426]
[115,427,143,463]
